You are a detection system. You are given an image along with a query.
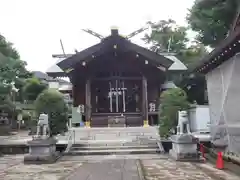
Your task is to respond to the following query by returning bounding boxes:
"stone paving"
[0,131,239,180]
[0,154,239,179]
[142,159,214,180]
[141,158,240,180]
[0,155,82,180]
[65,159,141,180]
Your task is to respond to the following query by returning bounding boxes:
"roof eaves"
[191,29,240,74]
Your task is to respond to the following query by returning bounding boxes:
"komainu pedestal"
[169,134,203,162]
[24,137,59,164]
[24,113,59,164]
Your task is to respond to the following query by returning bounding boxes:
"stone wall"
[206,53,240,154]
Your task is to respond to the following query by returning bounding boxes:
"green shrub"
[35,89,68,137]
[23,78,47,101]
[159,88,189,138]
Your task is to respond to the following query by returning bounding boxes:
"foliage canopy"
[35,89,68,136]
[187,0,239,47]
[159,88,189,138]
[23,78,47,101]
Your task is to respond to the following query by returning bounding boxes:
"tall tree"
[0,34,31,104]
[143,19,207,67]
[0,35,19,59]
[177,43,208,67]
[187,0,239,47]
[143,19,189,53]
[143,19,208,105]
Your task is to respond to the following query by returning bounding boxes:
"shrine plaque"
[108,116,126,127]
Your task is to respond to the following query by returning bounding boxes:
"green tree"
[179,74,207,105]
[35,89,68,137]
[0,83,15,113]
[177,43,208,67]
[159,88,189,138]
[0,53,31,85]
[143,19,208,104]
[143,19,208,67]
[0,34,19,59]
[22,78,47,101]
[187,0,239,47]
[0,34,32,103]
[143,19,189,53]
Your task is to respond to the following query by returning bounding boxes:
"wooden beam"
[85,79,91,125]
[92,77,142,81]
[142,75,149,126]
[52,54,74,58]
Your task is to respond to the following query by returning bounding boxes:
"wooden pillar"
[69,76,75,106]
[85,78,91,127]
[142,75,149,127]
[72,84,76,107]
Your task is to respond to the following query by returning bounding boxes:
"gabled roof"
[162,54,187,71]
[33,71,70,84]
[46,58,66,77]
[192,6,240,74]
[57,29,173,71]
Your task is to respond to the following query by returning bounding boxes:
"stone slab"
[65,159,141,180]
[0,155,239,179]
[141,159,215,180]
[2,155,83,180]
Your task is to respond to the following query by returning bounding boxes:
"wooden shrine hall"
[55,28,174,127]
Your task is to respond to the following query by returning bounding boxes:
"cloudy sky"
[0,0,194,72]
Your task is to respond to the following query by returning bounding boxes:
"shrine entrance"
[92,78,142,114]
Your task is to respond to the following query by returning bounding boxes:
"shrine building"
[47,27,187,127]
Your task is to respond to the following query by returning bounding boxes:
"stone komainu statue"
[36,113,50,137]
[177,111,190,134]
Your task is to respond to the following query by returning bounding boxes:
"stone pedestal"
[24,137,59,164]
[169,134,203,162]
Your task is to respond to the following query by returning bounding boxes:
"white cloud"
[0,0,194,72]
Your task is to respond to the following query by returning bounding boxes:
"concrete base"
[24,137,59,164]
[169,134,203,162]
[169,149,204,162]
[24,153,60,164]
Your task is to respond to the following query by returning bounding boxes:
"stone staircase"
[64,126,164,156]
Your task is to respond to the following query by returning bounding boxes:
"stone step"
[71,144,158,151]
[65,148,161,156]
[71,143,158,149]
[60,154,168,161]
[71,126,158,131]
[72,139,159,146]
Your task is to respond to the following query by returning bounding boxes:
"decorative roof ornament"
[81,24,152,41]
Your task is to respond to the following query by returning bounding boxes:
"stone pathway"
[66,159,141,180]
[0,155,82,180]
[141,158,240,180]
[0,154,239,179]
